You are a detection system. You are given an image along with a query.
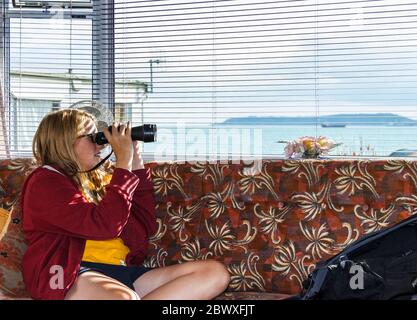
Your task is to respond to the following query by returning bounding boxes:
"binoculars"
[93,124,157,145]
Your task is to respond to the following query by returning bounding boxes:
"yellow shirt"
[82,238,130,266]
[80,173,130,266]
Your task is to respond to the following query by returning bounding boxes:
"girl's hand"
[132,141,144,170]
[103,122,133,171]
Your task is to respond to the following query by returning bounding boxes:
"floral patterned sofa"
[0,158,416,300]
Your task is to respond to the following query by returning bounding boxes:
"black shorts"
[78,261,152,291]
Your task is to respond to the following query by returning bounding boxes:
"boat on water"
[321,123,346,128]
[389,149,417,157]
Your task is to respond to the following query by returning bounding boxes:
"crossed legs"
[65,260,230,300]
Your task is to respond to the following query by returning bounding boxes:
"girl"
[21,108,230,300]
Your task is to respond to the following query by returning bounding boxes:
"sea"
[141,124,417,160]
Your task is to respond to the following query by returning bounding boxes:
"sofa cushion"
[0,204,30,298]
[0,159,36,298]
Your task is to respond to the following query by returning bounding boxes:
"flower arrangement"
[277,136,342,159]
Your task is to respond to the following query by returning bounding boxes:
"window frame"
[2,0,116,158]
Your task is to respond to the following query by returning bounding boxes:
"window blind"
[1,0,93,157]
[114,0,417,160]
[3,0,417,160]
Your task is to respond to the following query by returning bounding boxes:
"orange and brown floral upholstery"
[0,158,416,300]
[0,159,36,299]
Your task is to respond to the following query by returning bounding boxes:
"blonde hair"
[33,108,108,203]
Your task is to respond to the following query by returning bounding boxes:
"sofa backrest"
[0,158,415,298]
[143,159,415,295]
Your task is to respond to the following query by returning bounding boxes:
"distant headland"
[221,113,417,126]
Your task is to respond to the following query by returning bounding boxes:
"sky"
[8,0,417,125]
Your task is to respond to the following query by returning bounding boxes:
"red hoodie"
[21,165,157,300]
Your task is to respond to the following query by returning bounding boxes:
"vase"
[302,152,320,159]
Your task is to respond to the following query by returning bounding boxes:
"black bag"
[295,214,417,300]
